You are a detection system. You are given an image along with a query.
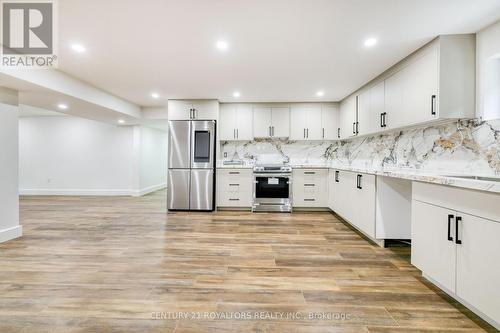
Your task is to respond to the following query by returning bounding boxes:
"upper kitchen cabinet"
[290,104,339,140]
[219,104,253,141]
[357,81,385,136]
[385,35,475,129]
[168,100,219,120]
[253,107,290,138]
[321,104,340,140]
[339,95,357,139]
[340,34,475,138]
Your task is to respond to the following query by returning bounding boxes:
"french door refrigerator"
[167,120,216,211]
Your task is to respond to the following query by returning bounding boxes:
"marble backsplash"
[220,119,500,175]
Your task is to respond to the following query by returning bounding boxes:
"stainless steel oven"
[252,165,292,212]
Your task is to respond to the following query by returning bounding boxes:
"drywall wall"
[135,126,168,195]
[0,88,21,243]
[19,115,167,196]
[477,19,500,120]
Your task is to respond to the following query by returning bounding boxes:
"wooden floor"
[0,190,496,333]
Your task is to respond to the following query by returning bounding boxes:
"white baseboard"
[132,183,167,197]
[19,183,167,197]
[19,189,134,196]
[0,225,22,244]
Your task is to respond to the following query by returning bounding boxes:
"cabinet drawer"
[292,169,328,207]
[218,169,253,193]
[218,190,252,207]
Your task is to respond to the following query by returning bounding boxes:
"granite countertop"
[329,165,500,194]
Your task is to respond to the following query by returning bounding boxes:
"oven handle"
[253,173,292,178]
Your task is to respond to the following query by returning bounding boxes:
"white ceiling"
[57,0,500,106]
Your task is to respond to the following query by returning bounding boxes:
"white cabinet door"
[328,169,335,209]
[271,107,290,138]
[253,107,272,138]
[340,96,357,139]
[456,214,500,325]
[192,100,218,120]
[354,173,376,238]
[306,106,323,140]
[219,104,236,140]
[290,106,308,140]
[402,47,439,125]
[357,90,371,136]
[411,201,456,293]
[235,105,253,140]
[321,104,339,140]
[370,81,385,132]
[338,171,358,223]
[385,70,405,129]
[168,100,192,120]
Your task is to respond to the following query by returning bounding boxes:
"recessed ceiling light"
[57,104,68,110]
[233,91,241,98]
[118,119,125,124]
[151,92,160,99]
[316,91,325,97]
[216,40,229,51]
[71,43,86,53]
[364,38,378,48]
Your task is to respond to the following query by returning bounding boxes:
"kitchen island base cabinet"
[412,183,500,330]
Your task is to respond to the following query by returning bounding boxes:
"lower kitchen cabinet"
[292,169,328,207]
[412,182,500,329]
[217,169,253,208]
[328,170,411,244]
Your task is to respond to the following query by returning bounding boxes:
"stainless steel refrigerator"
[167,120,216,211]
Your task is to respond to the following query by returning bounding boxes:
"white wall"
[19,115,167,196]
[137,126,168,195]
[0,88,21,243]
[477,19,500,120]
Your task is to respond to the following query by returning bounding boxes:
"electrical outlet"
[223,152,227,158]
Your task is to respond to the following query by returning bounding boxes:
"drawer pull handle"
[304,184,315,187]
[229,184,240,186]
[228,172,240,175]
[335,170,339,182]
[304,199,315,202]
[304,172,316,175]
[229,198,240,201]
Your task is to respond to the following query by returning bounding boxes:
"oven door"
[255,175,290,199]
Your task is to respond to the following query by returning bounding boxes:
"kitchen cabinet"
[219,104,253,140]
[386,47,439,128]
[357,81,386,136]
[328,169,376,238]
[341,35,475,136]
[168,100,218,120]
[217,169,253,207]
[321,104,340,140]
[292,169,328,207]
[412,182,500,329]
[290,104,340,141]
[253,107,290,138]
[290,105,321,140]
[339,96,357,139]
[328,170,411,244]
